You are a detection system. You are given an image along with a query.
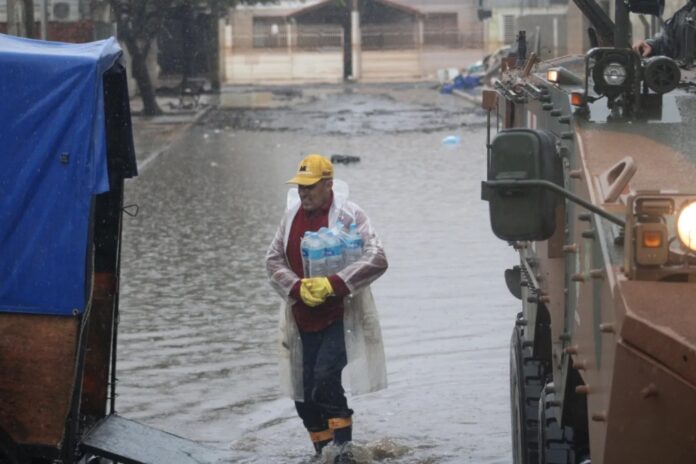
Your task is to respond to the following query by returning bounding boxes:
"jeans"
[294,319,353,432]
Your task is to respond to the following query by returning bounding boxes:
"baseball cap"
[286,154,334,186]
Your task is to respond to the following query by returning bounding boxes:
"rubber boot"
[328,417,352,444]
[309,429,332,456]
[328,418,354,464]
[333,442,355,464]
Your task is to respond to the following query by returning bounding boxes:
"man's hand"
[300,277,334,307]
[633,40,653,57]
[300,281,325,307]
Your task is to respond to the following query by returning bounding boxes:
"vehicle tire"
[538,383,575,464]
[0,450,14,464]
[0,430,19,464]
[510,317,544,464]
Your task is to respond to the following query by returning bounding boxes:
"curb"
[452,89,483,107]
[137,105,213,172]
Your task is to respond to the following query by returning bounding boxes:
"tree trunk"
[180,5,193,90]
[126,39,162,116]
[22,0,34,38]
[208,15,221,93]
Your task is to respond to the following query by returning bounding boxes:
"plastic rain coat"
[265,180,388,401]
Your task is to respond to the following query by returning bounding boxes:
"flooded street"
[118,83,516,463]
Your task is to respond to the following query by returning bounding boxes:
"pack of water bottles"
[301,221,364,277]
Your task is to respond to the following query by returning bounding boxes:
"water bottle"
[300,231,311,277]
[323,230,345,274]
[343,223,363,265]
[306,232,327,277]
[333,220,350,254]
[332,220,345,237]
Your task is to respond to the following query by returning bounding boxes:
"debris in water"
[331,154,361,164]
[441,135,461,145]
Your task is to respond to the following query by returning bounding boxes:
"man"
[634,1,696,59]
[265,154,388,463]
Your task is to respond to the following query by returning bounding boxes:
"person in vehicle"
[265,154,388,463]
[634,0,696,59]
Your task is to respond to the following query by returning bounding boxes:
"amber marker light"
[642,230,663,248]
[571,92,586,106]
[677,202,696,251]
[547,69,560,83]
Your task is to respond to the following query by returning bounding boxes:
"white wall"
[225,50,343,83]
[361,49,421,80]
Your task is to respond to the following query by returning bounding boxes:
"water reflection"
[119,86,515,463]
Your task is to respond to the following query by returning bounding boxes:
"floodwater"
[118,83,517,463]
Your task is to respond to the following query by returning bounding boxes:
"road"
[117,82,516,463]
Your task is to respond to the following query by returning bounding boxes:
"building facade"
[226,0,484,83]
[0,0,110,41]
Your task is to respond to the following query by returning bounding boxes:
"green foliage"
[108,0,280,115]
[109,0,279,37]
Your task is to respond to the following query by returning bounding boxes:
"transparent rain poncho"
[265,180,388,401]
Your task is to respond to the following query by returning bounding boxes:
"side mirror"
[483,129,562,241]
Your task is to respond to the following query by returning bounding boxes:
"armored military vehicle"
[480,1,696,463]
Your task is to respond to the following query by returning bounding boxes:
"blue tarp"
[440,74,482,94]
[0,34,123,316]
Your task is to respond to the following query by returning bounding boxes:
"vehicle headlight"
[603,63,627,86]
[677,202,696,251]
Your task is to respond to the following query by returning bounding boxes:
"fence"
[236,28,481,52]
[296,30,343,50]
[361,31,415,50]
[239,27,344,51]
[424,30,483,49]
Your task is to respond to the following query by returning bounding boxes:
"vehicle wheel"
[538,383,575,464]
[0,428,20,464]
[510,317,544,464]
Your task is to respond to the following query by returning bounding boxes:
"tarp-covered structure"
[0,33,137,316]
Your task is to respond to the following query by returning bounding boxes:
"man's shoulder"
[339,199,366,213]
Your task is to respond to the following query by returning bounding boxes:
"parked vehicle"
[0,34,221,464]
[480,1,696,463]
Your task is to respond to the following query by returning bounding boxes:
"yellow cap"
[286,154,334,186]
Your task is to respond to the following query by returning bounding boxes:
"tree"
[7,0,33,37]
[108,0,274,116]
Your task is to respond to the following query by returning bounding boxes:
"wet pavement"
[118,83,516,463]
[206,83,485,135]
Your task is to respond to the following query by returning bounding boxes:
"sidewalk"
[129,94,216,172]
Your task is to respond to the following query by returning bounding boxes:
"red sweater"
[286,195,350,332]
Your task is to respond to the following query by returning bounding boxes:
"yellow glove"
[303,277,334,300]
[300,281,325,307]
